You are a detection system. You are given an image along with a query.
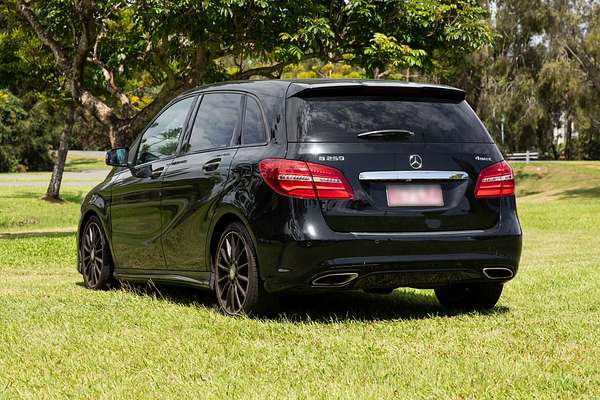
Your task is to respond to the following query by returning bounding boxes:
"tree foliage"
[1,0,599,161]
[2,0,492,146]
[451,0,600,159]
[0,89,58,172]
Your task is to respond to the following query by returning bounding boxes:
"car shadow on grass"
[104,281,509,322]
[559,186,600,199]
[272,292,509,322]
[0,231,75,239]
[6,190,86,204]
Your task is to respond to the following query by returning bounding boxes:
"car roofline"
[175,79,465,101]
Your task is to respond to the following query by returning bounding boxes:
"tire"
[213,222,272,316]
[434,283,503,310]
[80,216,114,290]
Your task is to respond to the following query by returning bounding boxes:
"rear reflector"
[259,159,353,200]
[474,160,515,198]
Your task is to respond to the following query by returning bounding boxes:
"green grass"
[63,155,108,172]
[0,186,90,233]
[512,161,600,199]
[0,152,107,232]
[0,153,108,183]
[0,161,599,398]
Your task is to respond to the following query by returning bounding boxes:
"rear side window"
[242,96,267,145]
[289,97,492,143]
[186,93,242,153]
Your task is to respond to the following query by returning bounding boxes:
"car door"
[160,92,243,271]
[110,95,196,270]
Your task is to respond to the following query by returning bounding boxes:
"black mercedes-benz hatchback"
[77,79,522,315]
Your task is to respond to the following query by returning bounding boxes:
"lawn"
[0,186,91,234]
[0,161,599,398]
[0,152,109,234]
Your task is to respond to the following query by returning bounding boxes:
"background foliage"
[451,0,600,160]
[0,89,58,172]
[0,0,598,173]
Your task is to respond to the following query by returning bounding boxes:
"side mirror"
[106,148,129,167]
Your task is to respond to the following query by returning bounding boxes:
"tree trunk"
[564,115,573,160]
[43,104,76,202]
[108,122,122,149]
[372,67,380,80]
[550,142,559,160]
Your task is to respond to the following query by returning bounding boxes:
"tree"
[1,4,74,199]
[560,2,600,159]
[346,1,493,79]
[9,0,493,146]
[43,102,75,201]
[0,89,58,172]
[446,0,600,160]
[3,0,493,199]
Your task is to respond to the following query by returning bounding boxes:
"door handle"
[202,158,221,172]
[151,166,165,179]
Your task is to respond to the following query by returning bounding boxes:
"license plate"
[386,184,444,207]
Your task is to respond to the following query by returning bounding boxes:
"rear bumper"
[252,198,522,293]
[263,231,521,292]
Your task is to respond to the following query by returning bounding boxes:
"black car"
[77,79,522,315]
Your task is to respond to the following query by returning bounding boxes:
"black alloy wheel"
[214,222,267,315]
[81,216,113,290]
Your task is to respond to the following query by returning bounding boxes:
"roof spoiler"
[287,82,465,102]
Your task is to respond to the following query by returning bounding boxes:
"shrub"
[0,145,17,172]
[0,89,58,172]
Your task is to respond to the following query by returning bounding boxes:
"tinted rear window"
[289,97,492,143]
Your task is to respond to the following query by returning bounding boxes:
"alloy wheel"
[215,231,250,314]
[81,221,105,288]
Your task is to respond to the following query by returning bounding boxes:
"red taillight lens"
[474,160,515,198]
[259,159,353,200]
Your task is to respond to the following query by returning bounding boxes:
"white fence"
[507,151,539,163]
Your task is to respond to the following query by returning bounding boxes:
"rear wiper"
[357,129,415,139]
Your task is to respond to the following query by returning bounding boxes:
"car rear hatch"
[285,83,503,233]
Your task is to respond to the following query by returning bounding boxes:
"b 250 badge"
[319,155,345,162]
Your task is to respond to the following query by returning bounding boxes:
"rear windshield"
[288,96,492,143]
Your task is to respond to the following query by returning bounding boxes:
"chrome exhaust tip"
[311,272,359,287]
[482,267,514,280]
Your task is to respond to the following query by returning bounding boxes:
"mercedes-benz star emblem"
[409,154,423,169]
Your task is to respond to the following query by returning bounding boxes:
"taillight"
[259,159,353,200]
[474,160,515,198]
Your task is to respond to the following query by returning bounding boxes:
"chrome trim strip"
[113,273,210,288]
[358,170,469,181]
[311,272,359,287]
[482,267,514,280]
[350,229,487,237]
[357,129,415,138]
